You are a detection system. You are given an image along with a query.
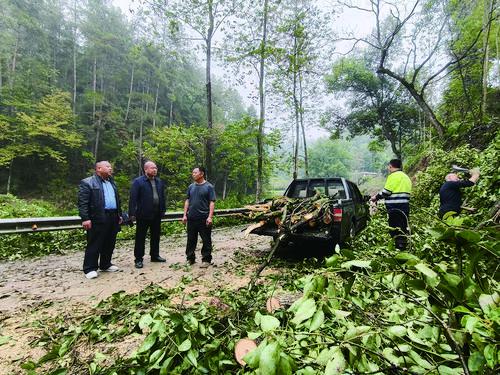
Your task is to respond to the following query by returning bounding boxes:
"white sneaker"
[102,265,119,272]
[85,271,98,279]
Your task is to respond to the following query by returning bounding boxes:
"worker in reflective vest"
[371,159,412,250]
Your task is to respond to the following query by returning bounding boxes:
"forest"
[0,0,498,374]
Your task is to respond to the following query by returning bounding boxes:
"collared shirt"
[102,179,117,209]
[150,178,160,211]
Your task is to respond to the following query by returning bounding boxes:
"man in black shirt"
[182,166,216,268]
[439,168,480,219]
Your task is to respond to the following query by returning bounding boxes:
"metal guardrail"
[0,208,249,235]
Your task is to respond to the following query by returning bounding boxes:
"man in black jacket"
[129,161,167,269]
[439,168,480,219]
[78,161,122,279]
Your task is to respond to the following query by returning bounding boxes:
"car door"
[348,182,369,232]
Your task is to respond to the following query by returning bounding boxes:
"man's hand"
[82,220,92,230]
[118,216,123,225]
[370,195,378,202]
[206,216,213,227]
[182,215,187,225]
[129,215,136,223]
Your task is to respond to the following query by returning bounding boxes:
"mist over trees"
[0,0,498,206]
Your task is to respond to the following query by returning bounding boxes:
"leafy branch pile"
[20,206,499,374]
[244,194,338,236]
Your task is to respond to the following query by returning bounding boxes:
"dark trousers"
[134,216,162,261]
[387,205,409,250]
[83,214,119,273]
[186,219,212,263]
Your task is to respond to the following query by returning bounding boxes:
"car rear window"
[287,179,346,199]
[327,180,346,199]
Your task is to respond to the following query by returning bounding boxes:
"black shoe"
[187,259,195,265]
[135,260,143,269]
[151,256,166,263]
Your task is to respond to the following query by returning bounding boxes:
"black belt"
[104,209,118,214]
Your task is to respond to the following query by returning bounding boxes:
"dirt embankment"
[0,225,271,375]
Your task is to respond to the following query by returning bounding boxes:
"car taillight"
[332,208,343,222]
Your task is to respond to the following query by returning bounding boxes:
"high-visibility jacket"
[378,170,412,206]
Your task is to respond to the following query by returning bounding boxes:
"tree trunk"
[480,0,494,118]
[222,174,228,200]
[205,1,215,180]
[92,56,97,125]
[94,73,104,159]
[72,0,77,115]
[256,0,269,202]
[125,63,134,123]
[8,36,18,115]
[292,35,300,180]
[299,70,308,177]
[6,159,13,194]
[9,36,18,93]
[169,100,173,126]
[377,66,445,138]
[138,87,145,175]
[153,81,159,128]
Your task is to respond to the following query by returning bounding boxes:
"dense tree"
[324,55,421,159]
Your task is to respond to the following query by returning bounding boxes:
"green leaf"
[333,310,351,319]
[138,314,153,330]
[325,255,342,268]
[394,252,419,263]
[408,350,432,369]
[382,348,402,366]
[248,331,262,340]
[437,365,463,374]
[386,325,406,338]
[291,298,317,326]
[324,347,346,375]
[260,315,280,332]
[484,344,496,368]
[0,336,11,346]
[344,326,371,340]
[442,273,461,287]
[160,358,172,375]
[277,353,294,375]
[316,348,334,366]
[341,260,372,269]
[242,341,261,369]
[138,333,157,354]
[456,229,481,243]
[178,338,192,352]
[186,349,198,367]
[259,341,280,375]
[461,315,479,334]
[150,349,165,367]
[309,309,325,331]
[468,351,485,371]
[415,263,439,287]
[453,305,472,314]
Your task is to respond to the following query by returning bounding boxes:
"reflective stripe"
[385,199,410,204]
[390,193,410,198]
[381,188,392,195]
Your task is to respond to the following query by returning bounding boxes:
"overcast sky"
[112,0,375,141]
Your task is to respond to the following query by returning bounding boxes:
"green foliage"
[0,91,83,167]
[412,134,499,221]
[0,194,85,260]
[323,55,422,159]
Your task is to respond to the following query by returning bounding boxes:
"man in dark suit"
[129,161,167,268]
[78,161,122,279]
